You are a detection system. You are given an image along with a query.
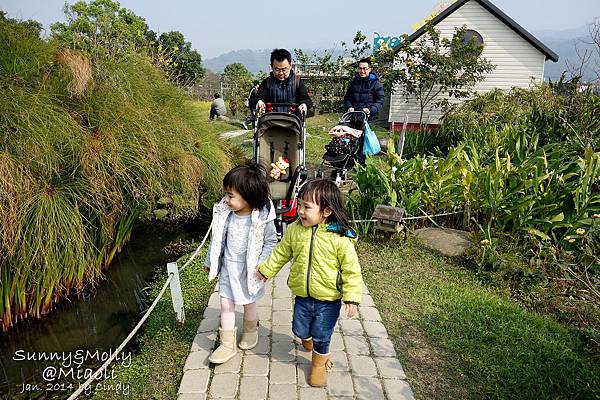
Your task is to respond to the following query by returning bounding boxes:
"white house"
[387,0,559,130]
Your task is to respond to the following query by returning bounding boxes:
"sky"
[1,0,599,59]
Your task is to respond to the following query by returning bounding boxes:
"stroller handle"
[258,102,306,121]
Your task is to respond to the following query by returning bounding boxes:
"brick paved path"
[177,264,415,400]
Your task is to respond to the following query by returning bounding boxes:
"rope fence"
[67,222,213,399]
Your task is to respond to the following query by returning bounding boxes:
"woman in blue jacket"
[343,58,385,121]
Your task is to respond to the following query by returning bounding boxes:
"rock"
[413,227,472,257]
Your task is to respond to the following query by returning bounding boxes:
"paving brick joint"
[178,264,415,400]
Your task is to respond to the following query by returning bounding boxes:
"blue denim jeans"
[292,296,341,354]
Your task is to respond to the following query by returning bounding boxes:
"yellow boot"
[301,337,313,352]
[238,319,259,350]
[308,350,333,387]
[208,327,237,364]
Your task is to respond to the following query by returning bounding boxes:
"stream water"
[0,223,197,399]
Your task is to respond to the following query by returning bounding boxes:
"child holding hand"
[257,179,362,387]
[205,163,277,364]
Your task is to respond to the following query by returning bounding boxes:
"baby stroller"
[253,103,307,237]
[316,111,367,185]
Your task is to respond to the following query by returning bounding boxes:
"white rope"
[179,220,213,273]
[349,210,463,224]
[67,223,213,399]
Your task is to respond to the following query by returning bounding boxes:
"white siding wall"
[389,0,546,124]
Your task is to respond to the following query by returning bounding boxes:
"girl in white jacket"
[204,163,277,364]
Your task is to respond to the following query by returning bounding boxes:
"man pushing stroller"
[251,48,312,115]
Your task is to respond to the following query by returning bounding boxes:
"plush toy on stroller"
[316,111,368,184]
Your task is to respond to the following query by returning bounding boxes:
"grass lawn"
[359,237,600,400]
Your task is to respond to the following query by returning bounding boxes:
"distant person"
[251,48,312,114]
[210,93,227,120]
[204,163,277,365]
[343,58,384,121]
[243,80,260,129]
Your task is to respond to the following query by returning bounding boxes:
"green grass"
[0,13,239,330]
[91,248,214,400]
[358,237,600,400]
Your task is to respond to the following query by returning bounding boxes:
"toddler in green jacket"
[257,179,363,387]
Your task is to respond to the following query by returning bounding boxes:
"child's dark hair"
[223,163,270,209]
[298,179,352,233]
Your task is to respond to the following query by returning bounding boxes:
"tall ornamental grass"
[0,17,231,331]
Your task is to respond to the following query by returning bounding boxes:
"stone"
[330,351,349,372]
[363,321,388,338]
[299,386,327,400]
[374,357,406,379]
[348,355,378,377]
[190,332,216,352]
[242,354,269,376]
[183,349,210,370]
[271,341,295,362]
[353,376,385,400]
[273,297,293,311]
[214,352,242,374]
[269,361,297,384]
[272,310,293,325]
[197,317,219,333]
[178,370,210,394]
[239,376,268,400]
[339,319,364,336]
[326,371,354,397]
[370,337,397,357]
[270,383,298,400]
[361,294,375,307]
[343,335,370,355]
[209,373,239,398]
[246,335,270,355]
[413,227,472,257]
[383,379,415,400]
[359,306,382,321]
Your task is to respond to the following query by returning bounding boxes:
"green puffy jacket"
[258,221,362,304]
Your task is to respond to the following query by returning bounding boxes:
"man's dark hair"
[253,79,260,86]
[223,163,270,210]
[358,58,372,67]
[214,93,220,99]
[270,49,292,65]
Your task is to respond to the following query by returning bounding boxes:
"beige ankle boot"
[238,319,259,350]
[308,350,333,387]
[208,327,237,364]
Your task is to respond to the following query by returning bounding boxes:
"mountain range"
[203,25,599,82]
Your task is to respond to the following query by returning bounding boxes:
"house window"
[462,29,484,47]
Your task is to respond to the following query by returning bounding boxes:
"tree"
[50,0,149,56]
[0,11,43,37]
[222,63,252,116]
[392,24,495,127]
[153,31,205,86]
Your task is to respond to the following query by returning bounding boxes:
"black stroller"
[253,103,307,237]
[316,111,367,185]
